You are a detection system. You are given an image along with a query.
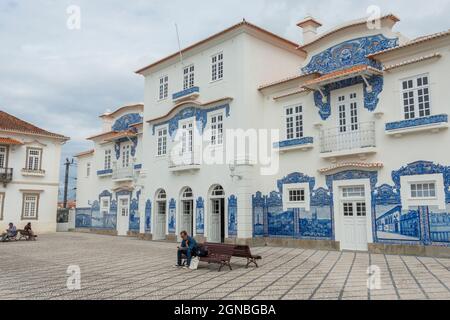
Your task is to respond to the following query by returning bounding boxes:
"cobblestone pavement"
[1,232,449,300]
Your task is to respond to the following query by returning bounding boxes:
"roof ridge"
[0,110,69,140]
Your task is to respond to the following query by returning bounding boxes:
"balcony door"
[180,121,194,165]
[336,92,359,151]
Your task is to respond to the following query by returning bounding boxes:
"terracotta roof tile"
[0,137,23,145]
[0,110,69,140]
[74,149,94,157]
[303,65,382,87]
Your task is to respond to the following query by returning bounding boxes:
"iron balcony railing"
[320,121,376,154]
[0,167,13,184]
[169,145,201,169]
[112,166,134,181]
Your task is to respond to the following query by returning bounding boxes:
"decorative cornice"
[319,162,384,174]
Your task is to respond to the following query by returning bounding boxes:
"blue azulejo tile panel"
[375,205,421,241]
[145,200,152,232]
[228,195,237,237]
[298,207,332,239]
[172,86,200,100]
[168,198,176,234]
[268,210,294,237]
[385,114,448,131]
[97,169,113,176]
[273,137,314,149]
[75,208,92,228]
[129,198,140,231]
[428,205,450,243]
[196,197,204,235]
[302,34,398,75]
[111,113,143,132]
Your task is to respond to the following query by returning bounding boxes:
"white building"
[0,110,69,233]
[76,15,450,255]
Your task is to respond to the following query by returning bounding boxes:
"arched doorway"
[180,187,194,236]
[154,189,167,240]
[208,185,225,243]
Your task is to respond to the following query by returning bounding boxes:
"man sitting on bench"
[1,223,17,242]
[174,230,197,269]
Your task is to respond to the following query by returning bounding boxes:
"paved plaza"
[1,232,450,300]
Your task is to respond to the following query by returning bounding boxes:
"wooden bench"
[204,243,262,268]
[232,245,262,268]
[198,243,234,272]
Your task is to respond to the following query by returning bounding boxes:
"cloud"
[1,0,449,199]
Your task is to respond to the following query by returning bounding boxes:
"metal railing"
[112,166,134,181]
[0,167,13,184]
[320,121,376,154]
[169,145,201,169]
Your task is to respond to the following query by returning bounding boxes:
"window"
[183,65,195,90]
[181,122,193,153]
[211,53,224,81]
[288,189,305,202]
[22,193,39,219]
[157,189,167,200]
[26,148,41,171]
[104,149,112,170]
[158,201,166,215]
[402,75,431,120]
[410,182,436,199]
[159,75,169,100]
[210,113,224,145]
[157,128,167,156]
[122,145,130,167]
[285,105,303,140]
[211,185,224,197]
[100,197,110,214]
[86,162,91,177]
[0,146,7,168]
[0,193,4,220]
[342,186,365,198]
[182,187,193,199]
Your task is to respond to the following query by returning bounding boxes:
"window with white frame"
[22,193,39,219]
[100,197,110,214]
[183,65,195,90]
[26,148,41,171]
[0,193,4,220]
[410,182,436,199]
[288,189,305,202]
[159,75,169,100]
[210,113,224,145]
[157,128,167,156]
[0,146,7,168]
[285,105,303,140]
[86,162,91,177]
[402,75,431,120]
[211,53,224,81]
[342,186,365,198]
[104,149,112,170]
[122,144,131,167]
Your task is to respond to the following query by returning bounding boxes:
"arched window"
[156,189,166,200]
[181,187,193,199]
[211,185,225,197]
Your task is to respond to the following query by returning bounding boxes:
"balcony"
[172,86,200,102]
[112,166,135,182]
[320,121,376,160]
[0,168,13,186]
[21,168,46,177]
[169,146,201,172]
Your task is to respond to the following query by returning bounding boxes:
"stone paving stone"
[0,232,449,300]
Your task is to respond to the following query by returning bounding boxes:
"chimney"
[297,15,322,44]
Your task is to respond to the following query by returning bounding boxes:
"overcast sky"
[1,0,449,198]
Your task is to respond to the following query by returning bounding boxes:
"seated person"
[1,223,17,241]
[24,222,36,240]
[174,230,198,268]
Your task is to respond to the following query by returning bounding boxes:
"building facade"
[0,111,69,233]
[76,15,450,255]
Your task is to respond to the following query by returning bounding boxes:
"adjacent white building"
[76,15,450,255]
[0,110,69,233]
